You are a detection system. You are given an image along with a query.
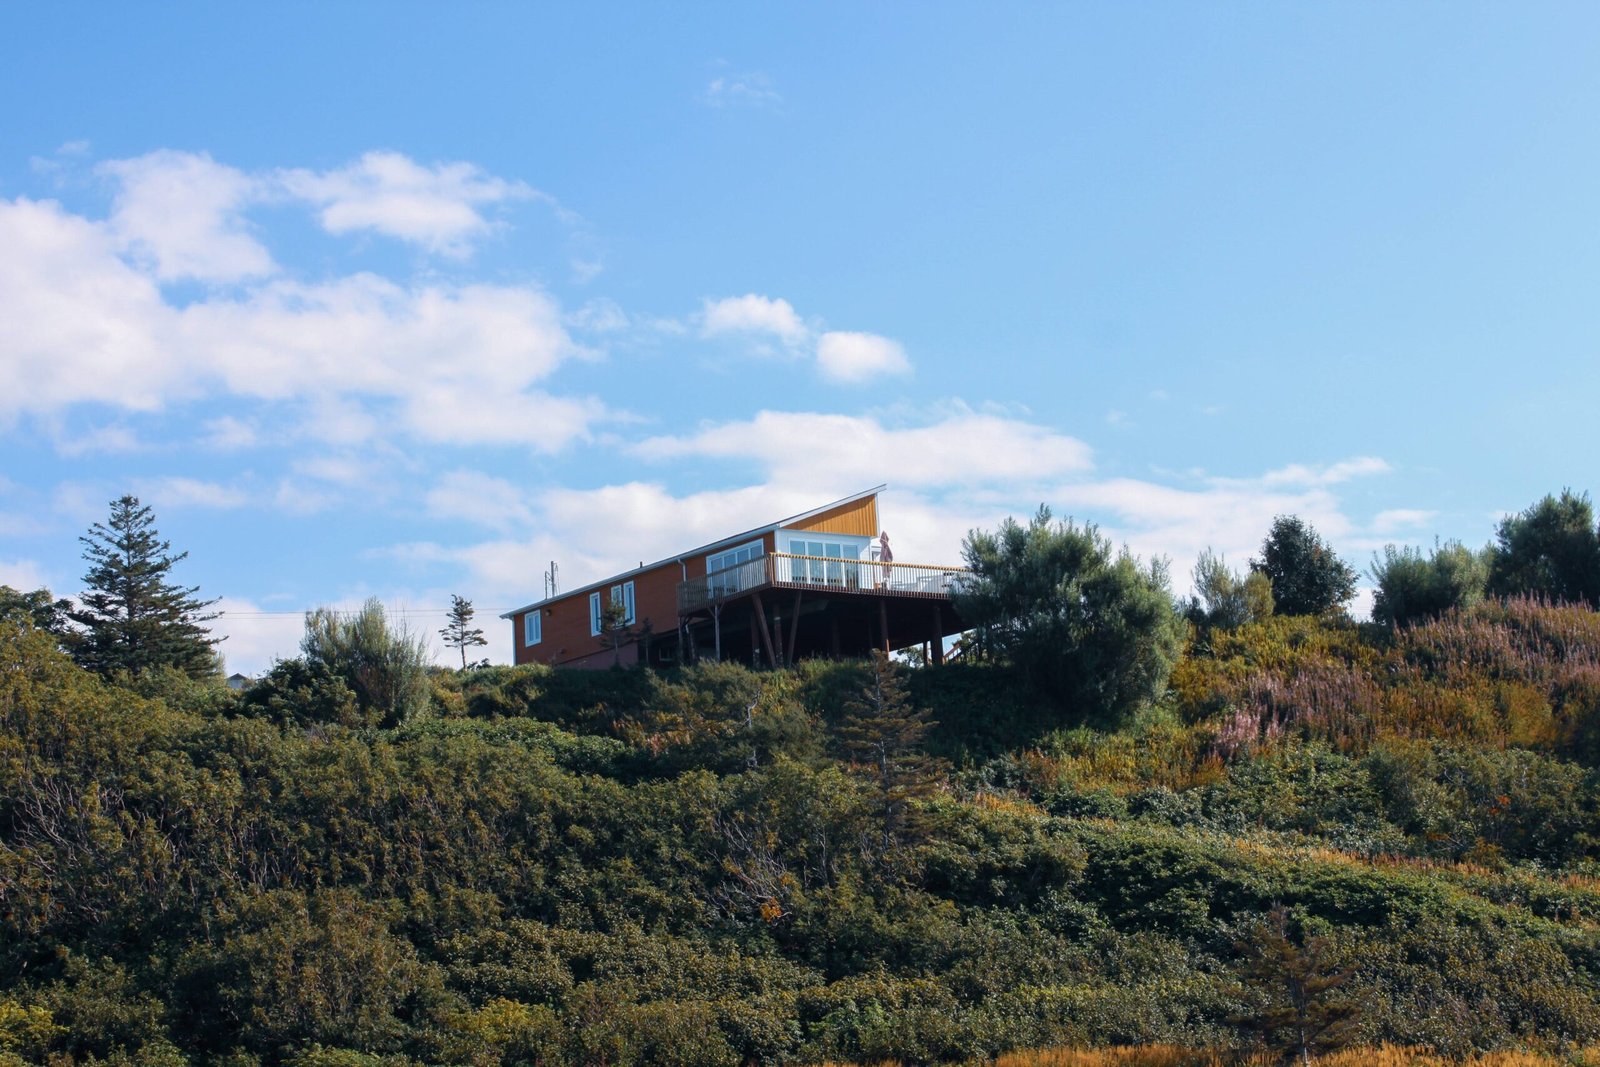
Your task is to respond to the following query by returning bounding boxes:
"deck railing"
[678,552,970,614]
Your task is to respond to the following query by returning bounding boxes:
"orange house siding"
[513,530,781,667]
[789,496,878,538]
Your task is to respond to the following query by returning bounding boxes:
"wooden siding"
[789,495,878,537]
[512,531,780,666]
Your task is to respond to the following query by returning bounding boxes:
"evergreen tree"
[1251,515,1358,617]
[955,506,1187,725]
[438,594,488,669]
[1487,489,1600,606]
[836,650,946,853]
[1232,907,1364,1066]
[67,495,220,678]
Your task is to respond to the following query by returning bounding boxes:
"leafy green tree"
[302,598,431,727]
[1251,516,1357,617]
[0,585,71,638]
[1231,907,1363,1066]
[66,495,221,679]
[1185,550,1274,632]
[241,657,364,728]
[438,594,488,669]
[1488,489,1600,606]
[836,651,946,853]
[955,506,1186,725]
[1369,540,1489,628]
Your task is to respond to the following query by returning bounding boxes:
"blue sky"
[3,4,1598,672]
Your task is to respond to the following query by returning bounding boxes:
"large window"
[706,540,764,598]
[707,540,763,574]
[786,537,860,586]
[523,611,542,647]
[590,581,636,636]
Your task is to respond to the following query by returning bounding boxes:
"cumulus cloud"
[816,331,911,382]
[697,294,914,381]
[100,150,275,283]
[700,293,808,345]
[0,558,51,591]
[425,470,536,532]
[637,409,1093,491]
[0,189,601,450]
[277,150,537,256]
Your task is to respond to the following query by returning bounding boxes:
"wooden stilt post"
[931,605,945,666]
[751,593,778,668]
[830,614,841,657]
[787,592,803,666]
[879,599,890,655]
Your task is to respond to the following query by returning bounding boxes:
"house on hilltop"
[501,486,970,669]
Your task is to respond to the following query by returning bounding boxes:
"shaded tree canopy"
[302,597,431,727]
[1488,489,1600,607]
[65,495,220,679]
[1251,516,1357,617]
[1185,550,1275,633]
[0,585,71,639]
[1369,540,1489,629]
[955,506,1186,726]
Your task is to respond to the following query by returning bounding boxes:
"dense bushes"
[10,599,1600,1063]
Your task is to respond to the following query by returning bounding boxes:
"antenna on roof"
[544,561,559,600]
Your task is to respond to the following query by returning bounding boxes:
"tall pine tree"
[68,495,221,678]
[439,594,488,668]
[837,651,947,854]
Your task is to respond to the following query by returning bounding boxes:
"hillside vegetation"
[7,592,1600,1065]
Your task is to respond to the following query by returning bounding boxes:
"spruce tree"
[837,651,947,853]
[67,495,221,678]
[439,594,488,669]
[1232,906,1364,1065]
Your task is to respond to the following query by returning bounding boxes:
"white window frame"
[591,581,636,636]
[613,580,636,625]
[523,611,542,647]
[707,539,764,575]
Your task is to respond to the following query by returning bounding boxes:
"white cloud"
[425,470,536,532]
[100,150,274,283]
[568,297,628,334]
[52,422,143,456]
[816,331,911,382]
[0,197,182,414]
[138,476,249,510]
[702,72,782,109]
[637,409,1093,491]
[277,151,536,256]
[0,558,51,591]
[1371,508,1437,535]
[0,194,601,449]
[211,596,307,676]
[201,415,260,450]
[700,293,808,345]
[1257,456,1391,488]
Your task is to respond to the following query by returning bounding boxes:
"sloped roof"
[499,485,886,619]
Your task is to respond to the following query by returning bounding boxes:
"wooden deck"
[677,552,969,614]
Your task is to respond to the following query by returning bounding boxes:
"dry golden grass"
[825,1045,1600,1067]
